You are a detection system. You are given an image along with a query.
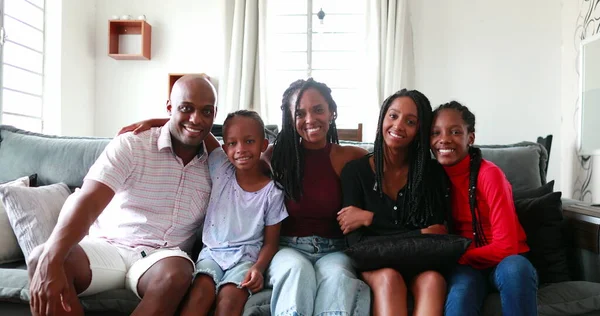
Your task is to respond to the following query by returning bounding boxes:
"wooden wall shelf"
[108,20,151,60]
[168,73,211,98]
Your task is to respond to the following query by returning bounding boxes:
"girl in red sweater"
[430,101,538,316]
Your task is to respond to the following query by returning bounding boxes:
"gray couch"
[1,125,599,316]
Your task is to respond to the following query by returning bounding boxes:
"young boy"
[180,110,288,316]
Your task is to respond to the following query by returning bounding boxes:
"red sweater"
[444,155,529,269]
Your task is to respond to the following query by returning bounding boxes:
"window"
[266,0,369,128]
[1,0,45,133]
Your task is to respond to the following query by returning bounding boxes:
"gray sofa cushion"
[0,269,28,303]
[0,127,545,193]
[340,140,548,192]
[0,126,110,188]
[479,142,548,192]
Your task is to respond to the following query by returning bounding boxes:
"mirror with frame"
[579,33,600,156]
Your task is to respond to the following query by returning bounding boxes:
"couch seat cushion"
[0,267,272,315]
[481,281,600,316]
[537,281,600,316]
[0,268,29,303]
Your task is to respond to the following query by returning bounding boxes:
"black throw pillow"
[344,234,471,275]
[513,180,554,200]
[515,191,571,284]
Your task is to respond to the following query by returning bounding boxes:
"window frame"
[0,0,46,132]
[266,0,367,128]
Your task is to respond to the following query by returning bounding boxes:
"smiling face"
[430,108,475,166]
[222,116,268,172]
[381,96,419,149]
[167,76,216,157]
[290,87,334,149]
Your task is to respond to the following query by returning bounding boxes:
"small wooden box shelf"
[168,73,211,97]
[108,20,152,60]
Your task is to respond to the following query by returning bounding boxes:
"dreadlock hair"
[433,101,488,247]
[222,109,266,139]
[271,78,340,201]
[373,89,446,228]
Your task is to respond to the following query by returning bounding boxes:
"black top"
[341,154,449,246]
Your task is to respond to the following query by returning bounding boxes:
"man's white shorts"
[77,237,194,298]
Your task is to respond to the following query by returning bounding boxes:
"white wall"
[93,0,225,137]
[410,0,563,189]
[43,0,96,136]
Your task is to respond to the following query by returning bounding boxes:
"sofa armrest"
[561,199,600,283]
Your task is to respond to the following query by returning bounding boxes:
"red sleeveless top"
[281,143,343,238]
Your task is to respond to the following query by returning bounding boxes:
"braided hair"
[223,109,265,139]
[373,89,446,228]
[271,78,340,201]
[433,101,488,247]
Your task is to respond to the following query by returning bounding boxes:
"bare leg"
[361,268,407,316]
[179,274,216,316]
[214,284,249,316]
[133,257,194,316]
[27,244,91,316]
[411,270,446,316]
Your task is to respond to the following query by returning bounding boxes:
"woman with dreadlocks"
[263,78,371,316]
[337,89,450,316]
[430,101,537,316]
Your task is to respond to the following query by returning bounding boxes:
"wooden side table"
[563,201,600,255]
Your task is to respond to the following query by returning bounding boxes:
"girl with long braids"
[337,89,450,316]
[430,101,538,316]
[264,78,371,316]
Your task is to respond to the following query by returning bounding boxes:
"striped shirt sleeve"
[84,134,134,193]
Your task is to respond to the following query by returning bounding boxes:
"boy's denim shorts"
[195,258,254,295]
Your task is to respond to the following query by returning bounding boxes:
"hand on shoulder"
[116,118,169,136]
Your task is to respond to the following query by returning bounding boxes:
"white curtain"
[366,0,415,106]
[218,0,268,123]
[361,0,414,142]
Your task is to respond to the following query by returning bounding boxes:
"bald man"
[27,75,217,316]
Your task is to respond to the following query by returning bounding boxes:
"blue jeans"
[265,236,371,316]
[445,255,538,316]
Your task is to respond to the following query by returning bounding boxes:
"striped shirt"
[85,124,211,253]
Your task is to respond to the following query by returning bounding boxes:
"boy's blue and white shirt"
[199,147,288,270]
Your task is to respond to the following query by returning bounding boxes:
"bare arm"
[252,223,281,274]
[204,133,221,154]
[258,144,274,174]
[240,223,281,293]
[29,180,114,315]
[346,146,368,162]
[44,180,115,262]
[332,145,368,176]
[117,118,169,135]
[261,144,274,166]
